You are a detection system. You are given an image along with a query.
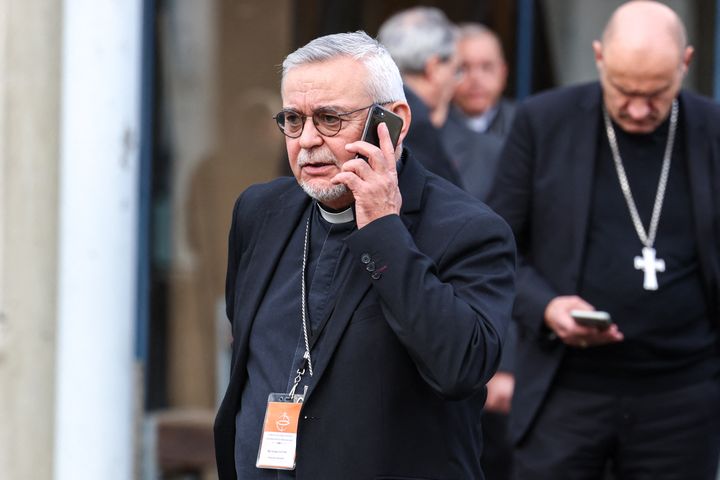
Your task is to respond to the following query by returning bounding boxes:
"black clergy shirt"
[556,110,720,394]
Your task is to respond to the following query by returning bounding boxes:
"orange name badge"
[256,393,304,470]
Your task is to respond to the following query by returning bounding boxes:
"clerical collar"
[313,150,405,225]
[467,105,499,133]
[316,202,355,224]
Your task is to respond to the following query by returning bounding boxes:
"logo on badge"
[276,412,291,432]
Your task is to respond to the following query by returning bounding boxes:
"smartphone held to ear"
[358,104,404,160]
[570,310,613,330]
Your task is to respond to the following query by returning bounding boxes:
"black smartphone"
[358,104,404,160]
[570,310,613,330]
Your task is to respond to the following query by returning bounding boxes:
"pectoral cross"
[633,247,665,290]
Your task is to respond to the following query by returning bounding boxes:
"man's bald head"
[602,1,687,61]
[593,1,693,133]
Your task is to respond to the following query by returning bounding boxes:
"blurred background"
[1,0,718,479]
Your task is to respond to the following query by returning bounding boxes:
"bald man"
[488,2,720,479]
[378,7,463,187]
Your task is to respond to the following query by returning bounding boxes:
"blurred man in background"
[443,23,515,201]
[378,7,463,186]
[442,23,517,480]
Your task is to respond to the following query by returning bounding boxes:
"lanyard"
[289,215,313,399]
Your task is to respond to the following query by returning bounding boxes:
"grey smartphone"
[570,310,613,330]
[358,104,404,160]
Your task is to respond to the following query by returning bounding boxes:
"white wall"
[0,0,61,478]
[54,1,142,479]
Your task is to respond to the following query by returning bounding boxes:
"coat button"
[366,261,376,272]
[371,271,382,280]
[360,253,371,264]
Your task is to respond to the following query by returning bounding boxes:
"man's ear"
[681,45,694,75]
[390,102,412,146]
[592,40,604,70]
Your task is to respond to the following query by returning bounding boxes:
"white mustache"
[297,148,338,167]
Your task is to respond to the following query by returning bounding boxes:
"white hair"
[377,6,456,74]
[282,31,406,103]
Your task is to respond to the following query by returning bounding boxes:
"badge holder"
[256,366,308,470]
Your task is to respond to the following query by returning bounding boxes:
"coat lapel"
[567,85,602,288]
[219,182,312,456]
[232,187,312,369]
[680,92,720,307]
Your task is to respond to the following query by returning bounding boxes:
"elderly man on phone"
[213,31,516,480]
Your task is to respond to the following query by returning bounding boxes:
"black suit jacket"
[487,82,720,444]
[215,151,517,479]
[403,86,463,187]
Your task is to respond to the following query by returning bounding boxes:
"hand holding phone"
[333,103,404,228]
[357,104,404,160]
[570,310,613,330]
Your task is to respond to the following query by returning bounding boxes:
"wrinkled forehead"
[281,57,370,106]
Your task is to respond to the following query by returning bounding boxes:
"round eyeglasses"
[273,103,377,138]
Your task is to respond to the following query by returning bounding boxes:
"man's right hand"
[544,295,624,348]
[484,371,514,414]
[335,122,402,229]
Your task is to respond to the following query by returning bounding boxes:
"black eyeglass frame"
[273,102,390,139]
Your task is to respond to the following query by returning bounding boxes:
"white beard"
[299,181,349,203]
[296,148,350,203]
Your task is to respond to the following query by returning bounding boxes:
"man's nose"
[298,116,323,148]
[626,97,651,119]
